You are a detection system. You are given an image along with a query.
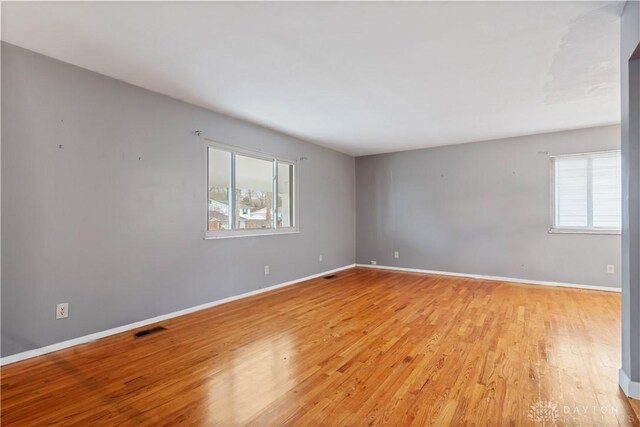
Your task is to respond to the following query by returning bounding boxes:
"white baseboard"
[356,264,621,293]
[619,368,640,399]
[0,264,356,366]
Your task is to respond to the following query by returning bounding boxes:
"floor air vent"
[134,326,167,338]
[324,274,337,279]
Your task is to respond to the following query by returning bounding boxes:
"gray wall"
[1,43,356,357]
[620,0,640,388]
[356,125,621,289]
[0,42,627,361]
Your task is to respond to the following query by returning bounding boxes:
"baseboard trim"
[356,264,620,293]
[619,368,640,399]
[0,264,356,366]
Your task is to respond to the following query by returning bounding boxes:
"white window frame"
[205,140,298,239]
[549,150,621,235]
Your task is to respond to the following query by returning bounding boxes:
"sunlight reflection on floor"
[205,332,297,425]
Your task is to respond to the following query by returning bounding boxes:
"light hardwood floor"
[1,268,637,426]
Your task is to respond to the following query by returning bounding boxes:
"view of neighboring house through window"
[551,150,621,232]
[235,154,273,229]
[207,142,296,236]
[207,148,231,230]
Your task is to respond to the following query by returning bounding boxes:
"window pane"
[555,156,588,227]
[235,155,273,229]
[592,152,621,228]
[277,162,294,228]
[208,148,231,231]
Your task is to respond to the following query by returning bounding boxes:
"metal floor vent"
[134,326,167,338]
[324,274,337,279]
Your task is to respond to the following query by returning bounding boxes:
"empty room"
[2,1,640,426]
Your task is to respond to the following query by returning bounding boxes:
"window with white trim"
[551,150,621,233]
[207,142,296,238]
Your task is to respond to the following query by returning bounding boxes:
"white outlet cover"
[264,265,270,275]
[319,255,323,262]
[371,260,377,265]
[394,251,399,259]
[607,265,615,274]
[56,302,69,319]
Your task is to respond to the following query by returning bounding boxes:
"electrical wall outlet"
[607,264,615,274]
[264,265,270,275]
[394,251,399,259]
[319,254,323,262]
[56,303,69,319]
[370,260,377,265]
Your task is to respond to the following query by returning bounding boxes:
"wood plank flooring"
[1,267,637,426]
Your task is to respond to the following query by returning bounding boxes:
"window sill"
[204,230,300,240]
[548,228,621,235]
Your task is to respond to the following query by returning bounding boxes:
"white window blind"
[552,151,621,232]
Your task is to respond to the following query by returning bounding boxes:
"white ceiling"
[1,1,623,156]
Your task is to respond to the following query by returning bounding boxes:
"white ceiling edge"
[1,1,623,156]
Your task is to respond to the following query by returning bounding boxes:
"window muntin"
[206,142,296,238]
[551,151,621,233]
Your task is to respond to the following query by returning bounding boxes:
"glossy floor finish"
[1,268,637,426]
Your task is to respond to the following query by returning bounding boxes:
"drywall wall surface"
[356,125,621,289]
[1,43,356,356]
[620,0,640,388]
